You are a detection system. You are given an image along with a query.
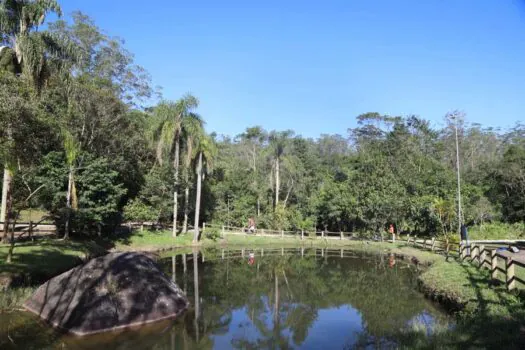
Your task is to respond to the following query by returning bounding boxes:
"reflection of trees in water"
[1,250,445,349]
[163,249,445,349]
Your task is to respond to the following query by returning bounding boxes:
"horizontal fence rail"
[407,234,525,291]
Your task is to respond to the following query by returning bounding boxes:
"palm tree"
[193,133,217,242]
[0,0,76,240]
[268,130,293,209]
[152,94,199,237]
[181,113,204,233]
[62,129,79,239]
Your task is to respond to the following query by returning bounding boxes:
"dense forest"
[1,2,524,241]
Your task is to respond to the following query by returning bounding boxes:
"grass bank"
[0,239,106,310]
[108,229,392,251]
[392,244,525,348]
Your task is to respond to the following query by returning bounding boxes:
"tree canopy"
[1,2,524,239]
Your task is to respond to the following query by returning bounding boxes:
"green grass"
[0,287,34,311]
[469,222,525,240]
[396,242,525,348]
[0,239,107,310]
[109,230,196,251]
[110,229,405,251]
[16,209,51,223]
[0,239,106,284]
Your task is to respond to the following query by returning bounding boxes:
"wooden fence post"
[423,239,428,249]
[301,247,304,257]
[242,248,245,258]
[341,248,344,258]
[413,235,418,247]
[281,230,284,239]
[431,238,436,251]
[445,238,450,255]
[406,234,410,243]
[506,256,515,291]
[222,226,225,237]
[29,220,33,240]
[479,245,485,267]
[322,231,324,239]
[471,243,477,260]
[301,230,304,240]
[221,249,225,260]
[460,241,465,260]
[340,231,343,240]
[261,248,264,257]
[491,250,498,280]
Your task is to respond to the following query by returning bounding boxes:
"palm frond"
[62,129,79,166]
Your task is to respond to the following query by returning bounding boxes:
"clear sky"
[59,0,525,138]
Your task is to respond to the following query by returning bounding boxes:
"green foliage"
[203,227,221,241]
[123,199,158,223]
[468,222,525,240]
[34,152,126,235]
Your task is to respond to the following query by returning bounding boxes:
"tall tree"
[62,129,79,239]
[0,0,73,238]
[238,126,267,217]
[152,95,199,237]
[268,130,293,209]
[181,112,203,233]
[193,132,217,242]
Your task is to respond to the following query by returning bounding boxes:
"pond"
[0,247,452,349]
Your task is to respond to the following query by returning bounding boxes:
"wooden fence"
[406,234,525,291]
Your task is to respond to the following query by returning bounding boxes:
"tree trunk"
[275,157,280,208]
[183,184,190,233]
[1,166,12,243]
[193,152,203,242]
[64,166,74,240]
[173,135,180,237]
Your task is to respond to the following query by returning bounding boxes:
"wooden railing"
[406,234,525,291]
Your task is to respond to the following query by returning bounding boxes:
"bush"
[123,199,158,223]
[204,227,221,241]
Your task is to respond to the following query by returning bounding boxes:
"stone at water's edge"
[24,252,189,336]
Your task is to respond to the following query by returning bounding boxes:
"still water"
[0,247,452,349]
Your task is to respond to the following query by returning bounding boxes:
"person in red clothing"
[389,224,395,243]
[247,217,256,233]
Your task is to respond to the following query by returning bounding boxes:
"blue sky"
[59,1,525,138]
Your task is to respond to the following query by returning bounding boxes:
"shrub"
[204,227,221,241]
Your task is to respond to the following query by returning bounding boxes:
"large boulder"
[24,252,189,336]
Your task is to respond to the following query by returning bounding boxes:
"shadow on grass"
[395,255,525,348]
[0,239,106,287]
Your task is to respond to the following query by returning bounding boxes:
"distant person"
[461,224,470,255]
[389,224,395,243]
[248,252,255,265]
[248,217,256,233]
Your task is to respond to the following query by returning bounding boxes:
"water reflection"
[0,248,451,349]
